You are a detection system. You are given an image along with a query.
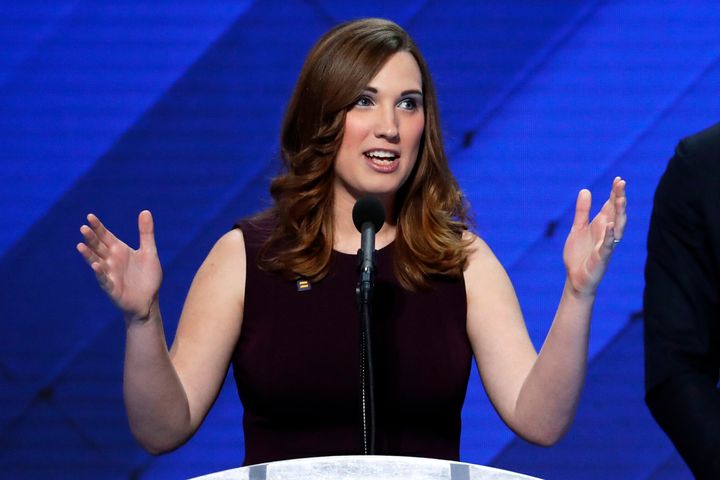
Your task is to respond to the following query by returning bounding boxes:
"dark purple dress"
[232,218,472,466]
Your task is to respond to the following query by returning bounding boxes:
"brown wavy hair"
[257,18,472,291]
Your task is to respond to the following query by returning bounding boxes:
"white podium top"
[190,455,541,480]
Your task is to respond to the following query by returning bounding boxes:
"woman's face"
[333,51,425,210]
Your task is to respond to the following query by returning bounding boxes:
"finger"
[573,189,591,227]
[79,241,115,294]
[600,221,617,258]
[90,259,113,292]
[138,210,157,253]
[87,213,118,248]
[608,177,618,205]
[597,177,623,221]
[80,224,109,258]
[613,179,627,240]
[77,242,102,266]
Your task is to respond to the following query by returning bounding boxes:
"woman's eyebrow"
[363,86,423,97]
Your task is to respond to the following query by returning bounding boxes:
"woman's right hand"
[77,210,163,323]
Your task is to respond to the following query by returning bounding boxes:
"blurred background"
[1,0,719,478]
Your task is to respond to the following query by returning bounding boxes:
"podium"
[190,455,541,479]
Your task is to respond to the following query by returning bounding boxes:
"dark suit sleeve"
[644,136,720,479]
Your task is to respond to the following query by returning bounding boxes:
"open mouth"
[364,149,399,167]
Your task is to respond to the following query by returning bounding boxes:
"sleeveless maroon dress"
[232,217,472,466]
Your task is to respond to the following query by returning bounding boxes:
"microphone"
[351,196,384,456]
[352,196,385,289]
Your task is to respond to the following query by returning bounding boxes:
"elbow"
[146,446,176,456]
[125,402,194,455]
[134,433,184,456]
[523,432,565,448]
[129,422,189,456]
[142,444,167,456]
[530,431,565,448]
[140,440,175,456]
[514,418,571,447]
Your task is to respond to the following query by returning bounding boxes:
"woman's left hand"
[563,177,627,297]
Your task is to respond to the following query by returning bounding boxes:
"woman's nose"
[373,105,399,141]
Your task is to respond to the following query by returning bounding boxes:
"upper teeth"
[366,151,397,159]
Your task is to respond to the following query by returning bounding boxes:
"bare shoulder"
[462,231,519,313]
[462,231,501,273]
[194,229,246,283]
[177,228,247,330]
[211,228,246,261]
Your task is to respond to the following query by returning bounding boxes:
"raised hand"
[77,211,163,322]
[563,177,627,297]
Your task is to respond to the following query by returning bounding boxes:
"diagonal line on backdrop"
[0,0,259,266]
[0,159,279,439]
[300,0,338,25]
[301,0,432,29]
[643,450,691,479]
[0,1,261,434]
[488,317,642,465]
[446,0,606,158]
[503,48,720,276]
[395,0,433,27]
[1,393,102,453]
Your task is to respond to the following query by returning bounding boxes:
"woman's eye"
[355,96,373,107]
[398,98,417,110]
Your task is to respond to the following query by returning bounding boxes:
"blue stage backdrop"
[1,1,719,478]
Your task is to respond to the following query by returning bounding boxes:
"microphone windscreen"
[352,196,385,233]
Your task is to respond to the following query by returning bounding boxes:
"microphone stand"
[356,221,376,456]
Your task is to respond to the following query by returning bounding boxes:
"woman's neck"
[332,191,397,255]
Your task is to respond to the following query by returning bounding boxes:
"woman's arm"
[78,212,246,453]
[465,178,626,446]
